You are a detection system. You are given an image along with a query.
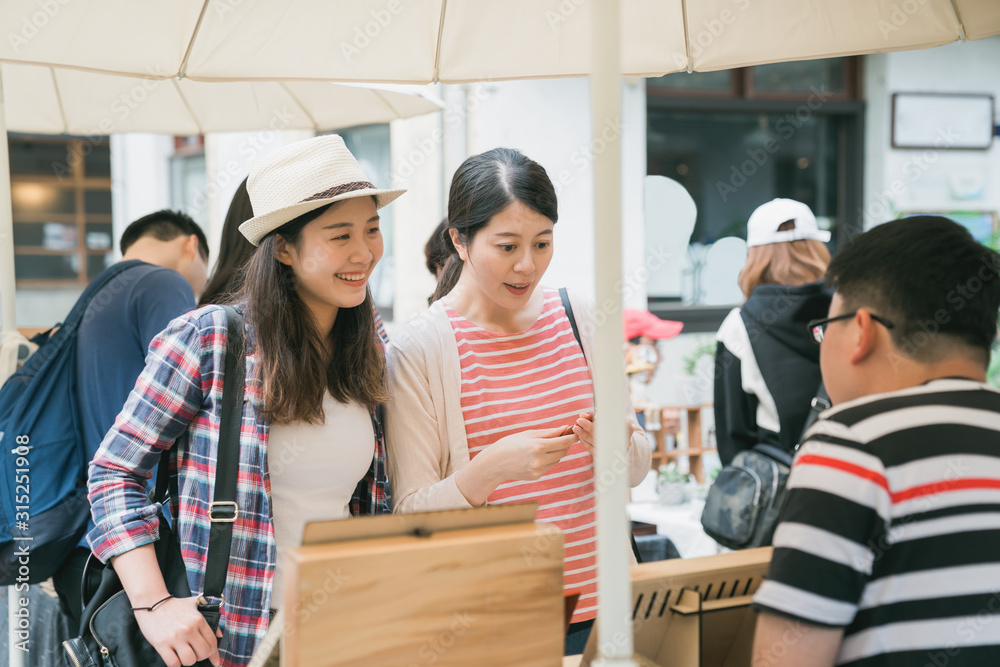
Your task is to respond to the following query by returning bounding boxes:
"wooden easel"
[273,504,566,667]
[578,547,772,667]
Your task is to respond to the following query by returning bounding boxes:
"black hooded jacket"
[713,281,832,465]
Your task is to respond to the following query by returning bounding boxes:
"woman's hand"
[488,427,578,481]
[456,427,576,505]
[111,545,222,667]
[133,595,222,667]
[572,412,644,456]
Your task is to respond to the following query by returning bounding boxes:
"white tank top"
[267,393,374,607]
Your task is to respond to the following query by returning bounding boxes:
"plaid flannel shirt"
[87,304,390,667]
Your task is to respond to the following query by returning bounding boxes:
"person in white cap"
[85,134,404,667]
[714,198,832,466]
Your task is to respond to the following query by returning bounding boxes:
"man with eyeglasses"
[751,215,1000,666]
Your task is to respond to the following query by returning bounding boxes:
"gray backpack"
[701,385,828,550]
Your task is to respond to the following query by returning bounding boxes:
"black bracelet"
[132,594,175,612]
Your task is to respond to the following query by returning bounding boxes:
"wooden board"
[284,520,565,666]
[581,547,772,666]
[301,502,537,545]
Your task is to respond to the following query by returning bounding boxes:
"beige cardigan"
[385,290,652,514]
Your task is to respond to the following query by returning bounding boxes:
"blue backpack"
[0,260,143,585]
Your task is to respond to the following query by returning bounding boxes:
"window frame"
[11,135,114,288]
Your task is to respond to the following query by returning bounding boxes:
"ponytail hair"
[431,147,558,302]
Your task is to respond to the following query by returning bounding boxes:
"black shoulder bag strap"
[559,288,583,353]
[559,288,644,564]
[797,382,830,446]
[202,305,246,603]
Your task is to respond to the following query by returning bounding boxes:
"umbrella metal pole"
[591,0,636,665]
[0,72,16,337]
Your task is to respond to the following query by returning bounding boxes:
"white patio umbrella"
[0,0,996,83]
[1,63,442,135]
[2,2,999,665]
[0,66,441,334]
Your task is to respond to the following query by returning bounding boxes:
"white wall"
[388,77,648,326]
[863,37,1000,229]
[204,129,314,257]
[13,133,175,327]
[389,110,446,327]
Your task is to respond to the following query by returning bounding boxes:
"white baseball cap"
[746,198,831,248]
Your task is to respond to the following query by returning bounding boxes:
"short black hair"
[826,215,1000,362]
[120,209,209,262]
[424,218,450,277]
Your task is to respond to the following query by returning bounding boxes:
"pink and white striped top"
[446,288,598,624]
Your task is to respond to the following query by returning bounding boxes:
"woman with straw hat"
[85,135,404,667]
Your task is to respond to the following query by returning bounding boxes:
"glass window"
[751,58,847,96]
[8,140,71,176]
[14,254,80,281]
[87,254,112,279]
[84,189,113,216]
[646,110,841,305]
[85,222,115,251]
[647,70,734,95]
[10,137,113,285]
[170,152,208,227]
[11,183,76,215]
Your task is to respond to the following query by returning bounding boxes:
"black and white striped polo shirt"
[753,378,1000,666]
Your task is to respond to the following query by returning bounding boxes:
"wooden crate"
[281,506,565,666]
[580,547,772,666]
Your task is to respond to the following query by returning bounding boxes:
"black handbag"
[558,288,644,563]
[700,383,830,550]
[63,305,246,667]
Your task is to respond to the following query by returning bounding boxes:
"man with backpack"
[752,216,1000,666]
[51,210,209,629]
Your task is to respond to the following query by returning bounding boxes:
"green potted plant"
[679,337,717,406]
[657,463,691,505]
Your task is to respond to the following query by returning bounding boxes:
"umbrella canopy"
[1,63,442,134]
[0,0,997,82]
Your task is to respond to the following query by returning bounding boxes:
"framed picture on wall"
[891,93,995,150]
[898,210,999,248]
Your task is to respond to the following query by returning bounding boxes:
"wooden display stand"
[648,404,715,483]
[277,504,565,667]
[577,547,772,667]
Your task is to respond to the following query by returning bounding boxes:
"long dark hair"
[432,148,558,302]
[200,178,255,306]
[236,199,388,425]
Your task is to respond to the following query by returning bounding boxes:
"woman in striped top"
[385,148,651,655]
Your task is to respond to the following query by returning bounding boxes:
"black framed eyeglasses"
[807,312,895,344]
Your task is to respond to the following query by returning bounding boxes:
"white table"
[628,499,723,559]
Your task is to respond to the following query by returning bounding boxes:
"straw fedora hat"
[239,134,405,246]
